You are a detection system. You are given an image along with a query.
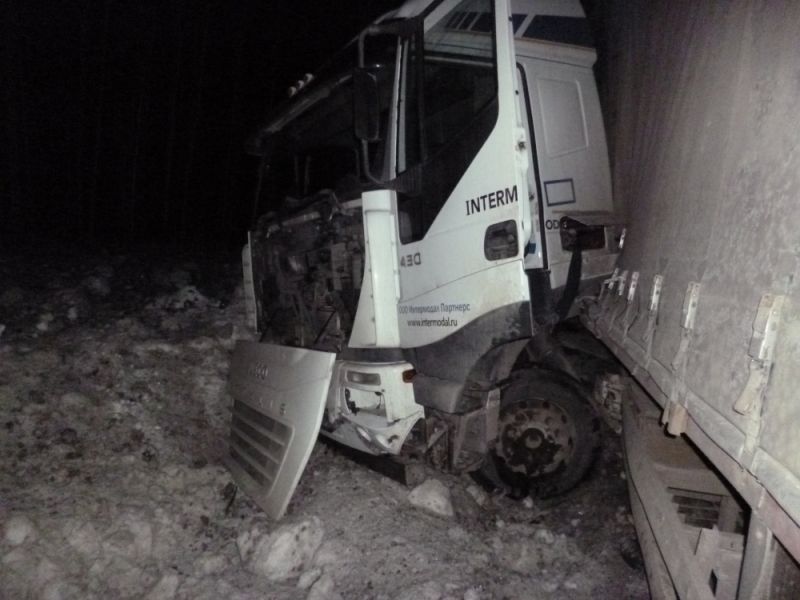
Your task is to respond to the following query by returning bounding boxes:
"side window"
[396,0,498,244]
[407,55,497,164]
[537,78,588,157]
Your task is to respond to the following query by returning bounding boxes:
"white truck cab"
[228,0,621,519]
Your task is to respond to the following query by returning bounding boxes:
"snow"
[242,517,324,581]
[465,484,490,508]
[4,516,37,546]
[35,313,54,332]
[305,572,341,600]
[297,566,323,590]
[83,274,112,298]
[408,479,455,518]
[144,573,181,600]
[0,247,648,599]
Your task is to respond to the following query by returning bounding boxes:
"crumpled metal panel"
[226,341,335,520]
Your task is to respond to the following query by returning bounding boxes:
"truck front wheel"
[487,369,600,498]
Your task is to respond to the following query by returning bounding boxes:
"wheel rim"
[496,399,577,478]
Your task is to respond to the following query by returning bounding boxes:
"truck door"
[515,58,614,288]
[387,0,539,349]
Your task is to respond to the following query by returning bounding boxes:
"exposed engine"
[249,195,365,352]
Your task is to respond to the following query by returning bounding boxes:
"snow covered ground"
[0,246,648,599]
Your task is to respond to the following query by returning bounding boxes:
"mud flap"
[226,341,335,519]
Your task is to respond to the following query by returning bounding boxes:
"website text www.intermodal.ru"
[406,317,457,327]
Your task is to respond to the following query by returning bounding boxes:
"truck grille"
[229,399,291,491]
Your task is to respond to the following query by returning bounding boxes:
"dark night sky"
[1,0,403,249]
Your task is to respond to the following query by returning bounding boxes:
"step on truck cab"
[227,0,621,519]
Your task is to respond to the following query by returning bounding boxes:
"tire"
[486,368,600,498]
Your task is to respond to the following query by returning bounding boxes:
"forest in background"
[1,0,400,249]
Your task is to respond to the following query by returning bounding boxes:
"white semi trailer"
[227,0,621,521]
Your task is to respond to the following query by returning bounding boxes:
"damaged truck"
[227,0,800,597]
[227,0,620,520]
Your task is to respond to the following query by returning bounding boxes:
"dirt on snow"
[0,245,648,600]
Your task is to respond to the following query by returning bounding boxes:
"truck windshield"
[397,0,498,243]
[256,40,397,215]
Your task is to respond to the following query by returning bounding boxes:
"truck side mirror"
[353,68,380,142]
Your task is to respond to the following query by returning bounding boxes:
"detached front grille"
[229,399,291,491]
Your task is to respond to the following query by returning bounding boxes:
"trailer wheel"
[487,369,600,498]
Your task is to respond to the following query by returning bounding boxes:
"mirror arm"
[359,18,419,67]
[361,139,382,185]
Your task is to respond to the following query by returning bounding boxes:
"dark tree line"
[1,0,400,250]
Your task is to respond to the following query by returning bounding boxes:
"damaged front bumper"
[226,342,424,519]
[320,360,423,455]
